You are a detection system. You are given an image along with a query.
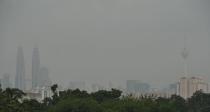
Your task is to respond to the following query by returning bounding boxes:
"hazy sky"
[0,0,209,88]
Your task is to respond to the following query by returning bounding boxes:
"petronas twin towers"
[15,46,26,90]
[32,47,40,89]
[15,46,50,91]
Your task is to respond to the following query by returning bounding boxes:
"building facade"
[15,46,26,90]
[32,47,40,89]
[126,80,150,94]
[177,77,208,99]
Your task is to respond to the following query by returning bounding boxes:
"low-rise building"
[25,86,53,102]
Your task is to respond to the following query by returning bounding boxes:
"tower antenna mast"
[181,36,189,77]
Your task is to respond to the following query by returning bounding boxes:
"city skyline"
[0,1,210,111]
[0,45,209,97]
[0,0,209,88]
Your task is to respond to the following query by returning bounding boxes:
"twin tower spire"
[15,46,47,91]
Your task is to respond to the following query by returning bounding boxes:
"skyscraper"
[177,77,188,99]
[177,37,208,98]
[32,47,40,89]
[15,46,25,90]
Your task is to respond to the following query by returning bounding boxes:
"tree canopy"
[0,85,210,112]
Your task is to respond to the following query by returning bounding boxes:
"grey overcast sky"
[0,0,209,88]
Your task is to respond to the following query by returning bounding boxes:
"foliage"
[0,86,210,112]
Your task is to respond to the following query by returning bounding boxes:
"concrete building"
[127,88,172,99]
[32,47,40,89]
[177,77,208,99]
[188,77,208,96]
[40,86,53,100]
[15,46,26,90]
[126,80,150,94]
[177,77,188,99]
[25,86,53,102]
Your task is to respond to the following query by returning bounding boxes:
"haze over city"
[0,0,209,89]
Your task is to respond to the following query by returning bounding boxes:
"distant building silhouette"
[176,38,209,98]
[15,46,25,90]
[126,80,150,94]
[32,47,40,89]
[168,83,178,95]
[2,73,11,89]
[39,67,51,87]
[69,81,86,90]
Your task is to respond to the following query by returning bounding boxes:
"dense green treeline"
[0,84,210,112]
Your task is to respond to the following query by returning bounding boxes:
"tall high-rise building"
[32,47,40,88]
[39,67,51,87]
[177,77,188,99]
[15,46,25,90]
[188,77,208,96]
[177,77,208,99]
[177,38,208,98]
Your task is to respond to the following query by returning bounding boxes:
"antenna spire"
[181,37,189,77]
